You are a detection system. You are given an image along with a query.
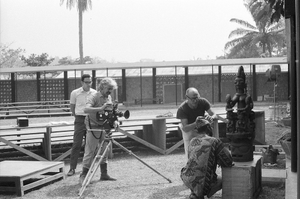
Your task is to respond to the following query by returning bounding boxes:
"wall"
[0,72,289,104]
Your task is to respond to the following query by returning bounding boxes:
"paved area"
[285,158,297,199]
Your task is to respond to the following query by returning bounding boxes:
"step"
[262,168,286,182]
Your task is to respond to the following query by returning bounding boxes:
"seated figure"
[181,119,233,199]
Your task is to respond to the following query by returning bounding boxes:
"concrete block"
[222,155,262,199]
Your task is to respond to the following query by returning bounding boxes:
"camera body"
[96,102,129,129]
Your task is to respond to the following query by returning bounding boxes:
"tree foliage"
[224,1,286,58]
[58,56,93,65]
[21,53,54,66]
[0,44,26,68]
[249,0,284,23]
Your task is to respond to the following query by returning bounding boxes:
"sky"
[0,0,255,63]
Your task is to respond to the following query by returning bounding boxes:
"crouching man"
[180,118,233,199]
[79,77,118,184]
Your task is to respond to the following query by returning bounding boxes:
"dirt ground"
[0,103,290,199]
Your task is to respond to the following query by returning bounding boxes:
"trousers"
[82,125,109,169]
[70,115,86,169]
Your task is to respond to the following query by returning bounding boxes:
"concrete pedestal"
[222,155,262,199]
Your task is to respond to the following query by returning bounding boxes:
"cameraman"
[79,77,118,184]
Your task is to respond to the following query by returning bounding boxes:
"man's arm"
[206,108,217,120]
[84,102,113,113]
[181,118,197,132]
[69,90,76,116]
[207,108,228,123]
[70,104,75,116]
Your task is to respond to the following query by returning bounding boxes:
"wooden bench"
[0,117,183,160]
[0,100,71,119]
[0,123,75,161]
[134,98,162,105]
[117,117,182,154]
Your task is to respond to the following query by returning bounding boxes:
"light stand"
[273,80,277,121]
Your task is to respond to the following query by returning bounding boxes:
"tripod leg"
[78,140,112,197]
[112,139,172,183]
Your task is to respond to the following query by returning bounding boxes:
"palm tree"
[60,0,92,64]
[224,1,286,58]
[247,0,284,23]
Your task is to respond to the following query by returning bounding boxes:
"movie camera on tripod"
[78,101,171,197]
[96,101,130,129]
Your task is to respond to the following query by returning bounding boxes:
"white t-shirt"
[70,87,97,116]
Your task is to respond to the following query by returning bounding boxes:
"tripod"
[78,128,172,197]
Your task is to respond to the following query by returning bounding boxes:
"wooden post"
[213,119,219,138]
[142,118,166,151]
[44,127,52,161]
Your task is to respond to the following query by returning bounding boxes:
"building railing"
[0,57,288,105]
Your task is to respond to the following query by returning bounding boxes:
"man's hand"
[103,102,113,111]
[113,120,119,130]
[206,114,219,122]
[196,116,205,122]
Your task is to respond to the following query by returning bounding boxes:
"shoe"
[207,180,222,198]
[100,163,117,181]
[79,173,86,185]
[189,193,198,199]
[100,173,117,181]
[79,167,89,185]
[67,169,75,176]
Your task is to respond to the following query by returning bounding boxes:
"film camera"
[96,101,130,129]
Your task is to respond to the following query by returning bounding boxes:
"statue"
[225,66,255,162]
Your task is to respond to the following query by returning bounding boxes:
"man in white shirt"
[67,74,97,176]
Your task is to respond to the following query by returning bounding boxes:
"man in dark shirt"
[176,87,218,159]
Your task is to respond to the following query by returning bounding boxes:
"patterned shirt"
[180,135,233,197]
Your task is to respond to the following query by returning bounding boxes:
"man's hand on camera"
[103,102,113,111]
[113,121,119,130]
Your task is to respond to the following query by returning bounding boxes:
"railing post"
[37,72,41,101]
[11,73,16,102]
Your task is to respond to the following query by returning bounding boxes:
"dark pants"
[70,115,86,170]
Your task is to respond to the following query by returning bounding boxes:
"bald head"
[186,87,200,97]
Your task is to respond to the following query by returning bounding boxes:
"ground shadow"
[46,184,81,198]
[148,184,189,199]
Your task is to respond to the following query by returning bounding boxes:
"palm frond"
[228,28,257,39]
[225,36,253,50]
[78,0,92,12]
[60,0,76,9]
[227,41,259,58]
[230,18,257,30]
